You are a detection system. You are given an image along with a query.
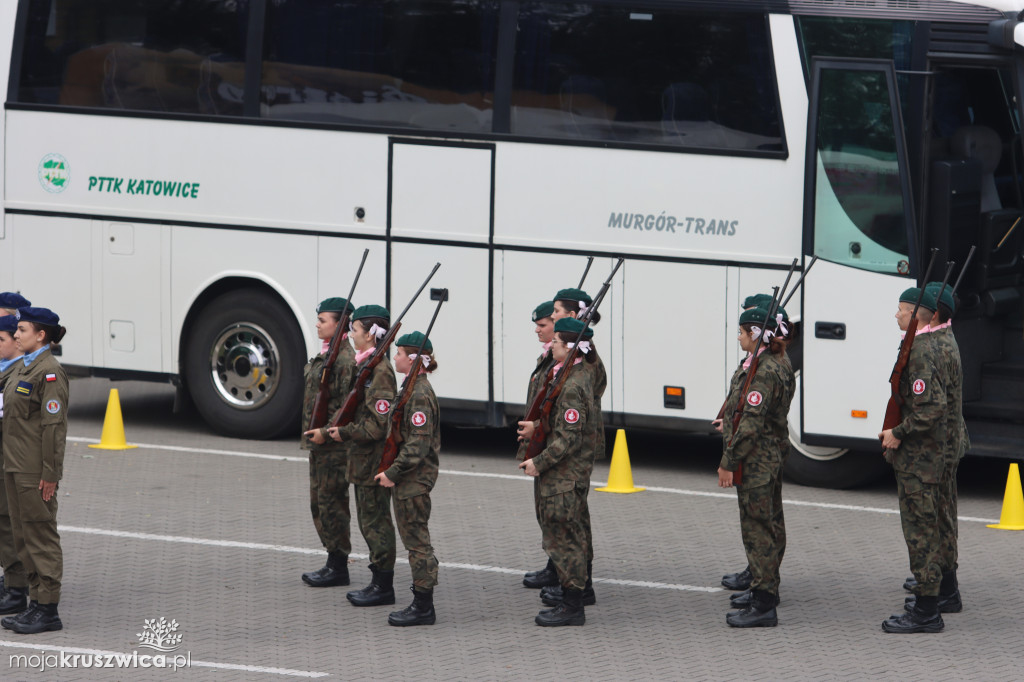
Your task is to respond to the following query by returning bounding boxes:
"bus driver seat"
[950,125,1002,212]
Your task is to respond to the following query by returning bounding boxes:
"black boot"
[1,601,36,630]
[388,586,436,626]
[535,586,585,626]
[729,589,780,609]
[302,551,350,587]
[883,595,944,633]
[721,567,752,591]
[726,589,778,627]
[523,558,558,589]
[904,571,962,613]
[10,602,62,634]
[0,586,29,615]
[346,564,396,606]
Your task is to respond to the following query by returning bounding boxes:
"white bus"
[3,0,1023,488]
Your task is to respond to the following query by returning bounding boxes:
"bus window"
[510,3,783,153]
[809,65,911,274]
[260,0,499,132]
[15,0,247,115]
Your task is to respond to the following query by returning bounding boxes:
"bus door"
[799,59,917,451]
[388,139,495,421]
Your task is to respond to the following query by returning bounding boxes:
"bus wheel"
[184,289,303,439]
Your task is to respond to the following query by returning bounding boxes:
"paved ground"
[0,377,1021,681]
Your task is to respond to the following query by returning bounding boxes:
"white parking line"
[0,640,327,678]
[59,525,722,594]
[67,436,1001,524]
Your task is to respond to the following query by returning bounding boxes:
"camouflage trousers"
[354,483,396,571]
[5,472,62,603]
[737,467,785,596]
[393,493,438,590]
[896,471,943,597]
[0,456,27,589]
[308,448,351,556]
[533,477,593,563]
[536,479,587,589]
[937,459,960,574]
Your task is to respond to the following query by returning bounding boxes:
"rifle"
[523,257,624,460]
[329,262,441,429]
[578,256,594,288]
[378,290,447,475]
[929,260,956,325]
[949,245,976,300]
[781,255,818,309]
[307,248,369,432]
[880,248,939,439]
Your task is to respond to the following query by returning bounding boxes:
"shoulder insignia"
[375,399,391,415]
[746,390,763,407]
[411,411,427,427]
[46,399,61,414]
[564,408,580,424]
[912,379,926,395]
[45,373,57,382]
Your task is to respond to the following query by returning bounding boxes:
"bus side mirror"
[988,18,1021,50]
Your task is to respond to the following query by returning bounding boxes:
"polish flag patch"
[375,399,391,415]
[45,373,57,382]
[912,379,926,395]
[411,411,427,427]
[746,391,763,407]
[564,408,580,424]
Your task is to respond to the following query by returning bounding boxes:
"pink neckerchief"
[552,358,582,373]
[742,346,766,370]
[900,324,939,340]
[542,340,553,353]
[355,346,375,364]
[319,333,347,355]
[925,319,952,332]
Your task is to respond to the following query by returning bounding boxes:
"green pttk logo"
[38,153,70,193]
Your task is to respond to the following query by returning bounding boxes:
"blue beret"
[16,306,60,326]
[397,331,432,353]
[0,315,17,334]
[352,304,389,322]
[0,292,31,309]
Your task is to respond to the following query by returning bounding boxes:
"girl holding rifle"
[518,317,596,627]
[716,307,795,628]
[326,305,398,607]
[373,331,440,626]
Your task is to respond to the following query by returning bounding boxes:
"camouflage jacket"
[532,362,593,496]
[582,354,607,464]
[720,350,795,488]
[300,340,356,452]
[335,356,397,484]
[516,348,556,462]
[889,336,947,483]
[383,375,440,500]
[2,349,69,480]
[932,326,970,462]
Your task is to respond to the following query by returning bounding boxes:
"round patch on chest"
[564,408,580,424]
[411,411,427,427]
[912,379,926,395]
[746,391,762,407]
[375,399,391,415]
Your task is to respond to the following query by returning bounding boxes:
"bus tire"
[784,445,889,489]
[184,289,304,439]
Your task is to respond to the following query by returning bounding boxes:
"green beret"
[899,287,937,312]
[554,317,594,338]
[739,307,778,329]
[532,301,554,322]
[352,304,390,322]
[316,297,354,315]
[742,293,772,310]
[397,331,432,353]
[554,288,593,306]
[924,282,956,314]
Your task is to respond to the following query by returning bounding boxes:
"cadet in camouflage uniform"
[879,287,947,634]
[537,289,604,608]
[717,307,794,628]
[1,307,68,634]
[374,332,440,626]
[518,317,595,627]
[0,314,28,616]
[299,298,356,587]
[903,282,968,614]
[327,305,398,607]
[520,301,560,589]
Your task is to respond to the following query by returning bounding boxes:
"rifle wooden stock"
[330,323,402,429]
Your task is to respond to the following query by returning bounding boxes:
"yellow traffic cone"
[987,463,1024,530]
[88,389,138,450]
[596,429,644,494]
